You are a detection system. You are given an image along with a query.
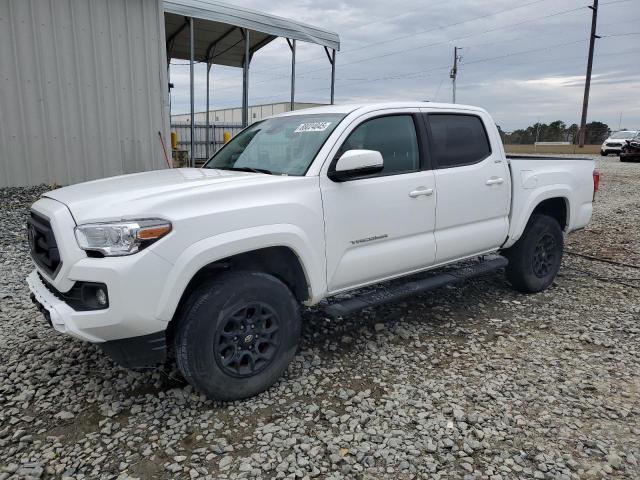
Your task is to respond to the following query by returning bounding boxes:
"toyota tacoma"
[27,103,598,400]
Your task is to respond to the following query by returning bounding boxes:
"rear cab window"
[424,113,492,168]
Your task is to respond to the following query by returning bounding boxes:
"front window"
[337,115,420,176]
[203,114,346,176]
[610,131,637,140]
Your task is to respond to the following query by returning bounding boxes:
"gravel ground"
[1,155,638,480]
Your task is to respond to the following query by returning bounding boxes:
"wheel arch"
[505,189,571,248]
[155,225,326,324]
[530,197,568,230]
[164,246,310,348]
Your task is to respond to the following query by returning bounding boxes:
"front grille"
[27,212,62,277]
[606,142,622,147]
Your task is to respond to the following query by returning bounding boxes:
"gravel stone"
[1,156,639,479]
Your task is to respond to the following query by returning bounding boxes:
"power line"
[192,4,589,94]
[323,6,587,73]
[600,0,633,4]
[180,47,637,111]
[203,38,595,107]
[248,0,555,76]
[345,0,550,54]
[184,38,638,112]
[600,32,640,37]
[171,6,636,108]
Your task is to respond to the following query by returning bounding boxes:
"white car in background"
[601,130,638,156]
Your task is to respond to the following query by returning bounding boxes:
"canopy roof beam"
[164,1,340,162]
[166,16,190,59]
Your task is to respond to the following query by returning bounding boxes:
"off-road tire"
[174,271,300,401]
[504,214,563,293]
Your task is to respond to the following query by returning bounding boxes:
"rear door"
[320,110,437,292]
[420,110,510,263]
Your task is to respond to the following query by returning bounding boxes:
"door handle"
[409,188,434,198]
[485,177,504,186]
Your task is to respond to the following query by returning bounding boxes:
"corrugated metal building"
[0,0,339,187]
[0,0,170,188]
[171,102,325,125]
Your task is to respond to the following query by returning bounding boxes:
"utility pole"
[450,47,461,103]
[578,0,600,147]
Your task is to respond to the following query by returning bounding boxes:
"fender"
[504,185,571,248]
[155,224,326,321]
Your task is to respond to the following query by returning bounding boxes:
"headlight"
[75,219,171,256]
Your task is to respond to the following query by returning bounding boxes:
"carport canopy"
[163,0,340,164]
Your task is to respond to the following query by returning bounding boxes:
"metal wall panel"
[170,102,326,125]
[171,123,242,160]
[0,0,170,187]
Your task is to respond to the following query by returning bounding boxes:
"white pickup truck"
[27,102,598,400]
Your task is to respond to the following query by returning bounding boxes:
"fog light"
[96,288,107,306]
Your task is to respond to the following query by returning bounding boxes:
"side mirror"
[328,149,384,182]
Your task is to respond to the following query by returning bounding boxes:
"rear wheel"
[174,271,300,401]
[504,214,563,293]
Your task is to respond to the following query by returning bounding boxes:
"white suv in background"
[601,130,638,156]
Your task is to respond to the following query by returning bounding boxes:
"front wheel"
[503,214,563,293]
[174,271,301,401]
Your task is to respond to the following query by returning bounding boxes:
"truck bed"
[506,154,594,161]
[504,154,596,248]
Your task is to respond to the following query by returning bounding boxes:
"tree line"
[498,120,612,145]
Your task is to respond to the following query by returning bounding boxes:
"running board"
[323,256,508,318]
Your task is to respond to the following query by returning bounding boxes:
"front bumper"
[602,144,623,152]
[28,270,168,367]
[620,151,640,161]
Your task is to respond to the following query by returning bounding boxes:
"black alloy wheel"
[214,302,280,377]
[532,233,558,278]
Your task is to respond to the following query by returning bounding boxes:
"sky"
[168,0,640,132]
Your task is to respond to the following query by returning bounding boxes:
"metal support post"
[330,49,336,105]
[189,17,195,166]
[205,61,211,159]
[288,39,296,111]
[324,47,336,105]
[242,29,250,127]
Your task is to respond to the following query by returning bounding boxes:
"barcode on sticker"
[294,122,331,133]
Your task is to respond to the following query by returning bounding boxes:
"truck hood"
[43,168,291,224]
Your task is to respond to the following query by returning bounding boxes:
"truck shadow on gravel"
[109,271,520,401]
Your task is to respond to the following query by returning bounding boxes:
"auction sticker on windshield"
[294,122,332,133]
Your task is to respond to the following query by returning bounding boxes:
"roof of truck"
[277,102,487,117]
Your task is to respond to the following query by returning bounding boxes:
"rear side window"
[426,114,491,168]
[338,115,420,176]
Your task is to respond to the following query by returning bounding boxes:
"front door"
[320,111,437,293]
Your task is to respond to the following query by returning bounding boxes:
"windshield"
[611,131,637,139]
[203,113,346,175]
